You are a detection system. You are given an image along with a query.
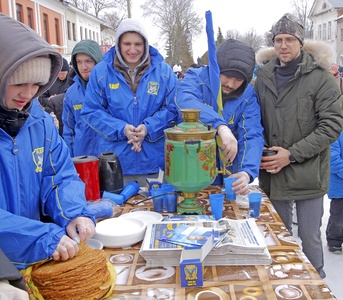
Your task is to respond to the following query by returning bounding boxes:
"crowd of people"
[1,10,343,298]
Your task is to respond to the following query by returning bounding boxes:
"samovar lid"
[164,108,216,141]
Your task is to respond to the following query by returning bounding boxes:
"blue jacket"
[175,67,264,181]
[63,76,97,157]
[81,46,178,175]
[0,100,95,269]
[328,132,343,199]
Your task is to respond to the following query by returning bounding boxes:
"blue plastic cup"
[150,188,164,212]
[161,184,176,212]
[224,177,237,201]
[102,190,125,205]
[248,192,262,218]
[120,181,140,201]
[209,193,224,220]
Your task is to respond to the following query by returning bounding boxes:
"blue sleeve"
[62,91,75,156]
[330,134,343,179]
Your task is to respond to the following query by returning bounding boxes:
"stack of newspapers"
[139,215,272,267]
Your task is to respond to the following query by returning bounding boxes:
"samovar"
[164,108,217,214]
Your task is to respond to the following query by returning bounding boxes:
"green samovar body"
[164,109,217,214]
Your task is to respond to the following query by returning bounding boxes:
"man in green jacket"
[255,13,343,278]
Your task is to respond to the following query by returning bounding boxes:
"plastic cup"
[209,193,224,220]
[248,192,262,218]
[161,184,177,212]
[120,181,140,201]
[224,177,237,201]
[102,190,125,205]
[150,188,164,212]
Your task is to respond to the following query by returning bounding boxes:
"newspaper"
[139,218,271,267]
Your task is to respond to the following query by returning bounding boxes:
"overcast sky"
[132,0,294,60]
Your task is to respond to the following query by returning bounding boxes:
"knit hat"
[217,39,255,84]
[61,58,69,71]
[271,13,304,45]
[9,57,51,86]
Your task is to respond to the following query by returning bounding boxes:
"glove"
[217,126,237,163]
[231,171,250,195]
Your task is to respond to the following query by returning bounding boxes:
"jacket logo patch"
[32,147,44,173]
[228,113,235,124]
[73,104,82,111]
[109,83,119,90]
[147,82,159,95]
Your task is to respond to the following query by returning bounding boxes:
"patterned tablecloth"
[102,185,337,300]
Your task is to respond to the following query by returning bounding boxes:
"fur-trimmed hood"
[256,39,335,69]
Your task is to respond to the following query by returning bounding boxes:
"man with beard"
[175,39,264,196]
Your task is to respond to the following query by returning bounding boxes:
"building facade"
[0,0,114,61]
[309,0,343,65]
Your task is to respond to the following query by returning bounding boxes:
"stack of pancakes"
[31,243,114,300]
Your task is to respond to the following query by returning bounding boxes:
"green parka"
[255,40,343,200]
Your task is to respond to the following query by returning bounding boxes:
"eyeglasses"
[273,37,298,46]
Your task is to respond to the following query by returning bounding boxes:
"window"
[80,26,83,40]
[85,28,87,39]
[55,18,60,45]
[318,24,322,39]
[43,14,49,42]
[72,23,76,41]
[67,20,71,40]
[328,21,332,39]
[96,32,99,43]
[323,23,327,40]
[16,4,23,22]
[27,8,34,29]
[93,31,95,40]
[341,28,343,42]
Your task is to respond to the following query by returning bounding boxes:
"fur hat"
[9,57,51,86]
[61,58,69,71]
[271,13,304,45]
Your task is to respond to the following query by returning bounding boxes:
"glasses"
[273,37,298,46]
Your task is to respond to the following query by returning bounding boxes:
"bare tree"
[141,0,202,67]
[241,28,265,53]
[291,0,314,38]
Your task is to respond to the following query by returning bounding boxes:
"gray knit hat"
[271,13,304,45]
[9,57,51,86]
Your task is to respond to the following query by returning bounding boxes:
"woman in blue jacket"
[82,18,178,186]
[175,39,264,195]
[0,14,95,270]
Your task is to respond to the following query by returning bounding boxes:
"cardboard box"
[180,232,214,288]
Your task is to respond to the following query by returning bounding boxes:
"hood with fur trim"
[114,18,149,68]
[256,39,335,69]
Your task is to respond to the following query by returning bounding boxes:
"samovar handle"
[184,139,201,154]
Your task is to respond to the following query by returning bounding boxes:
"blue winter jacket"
[0,100,95,269]
[63,76,97,157]
[175,67,264,181]
[81,46,178,175]
[328,132,343,199]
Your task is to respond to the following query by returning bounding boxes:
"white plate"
[118,210,163,226]
[94,217,146,248]
[275,285,302,299]
[135,266,175,281]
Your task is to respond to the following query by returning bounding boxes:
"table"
[103,185,337,300]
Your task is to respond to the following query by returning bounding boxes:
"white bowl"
[86,238,103,250]
[93,217,146,248]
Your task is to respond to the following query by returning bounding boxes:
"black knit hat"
[217,39,255,84]
[61,58,69,71]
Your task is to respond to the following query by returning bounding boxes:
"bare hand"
[260,146,290,174]
[124,124,147,152]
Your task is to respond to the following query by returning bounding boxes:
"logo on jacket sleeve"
[147,82,159,95]
[32,147,44,173]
